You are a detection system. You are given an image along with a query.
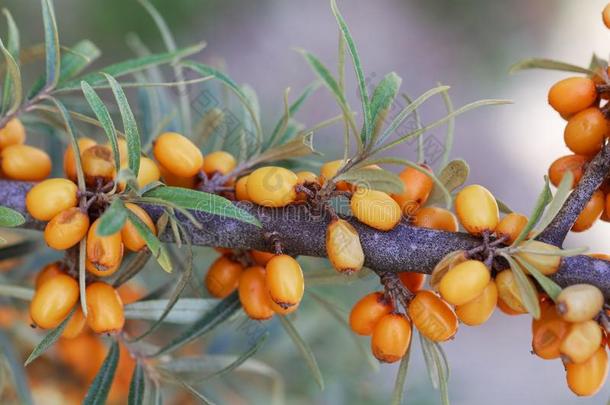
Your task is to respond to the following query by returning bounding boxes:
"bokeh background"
[2,0,610,404]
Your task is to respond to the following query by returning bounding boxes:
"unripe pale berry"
[205,256,244,298]
[235,176,250,201]
[392,165,434,215]
[85,282,125,334]
[350,188,402,231]
[26,178,78,221]
[153,132,203,178]
[35,262,65,289]
[81,145,115,185]
[371,313,412,363]
[439,260,490,306]
[238,266,274,320]
[265,254,304,309]
[0,118,25,149]
[44,207,90,250]
[250,249,275,266]
[560,320,603,364]
[86,218,124,277]
[548,154,587,188]
[246,166,298,207]
[121,203,156,252]
[1,144,52,181]
[408,290,458,342]
[61,306,86,339]
[412,207,458,232]
[455,280,498,326]
[202,151,236,176]
[398,272,426,292]
[531,300,569,359]
[514,240,562,275]
[548,77,597,117]
[495,213,528,244]
[566,346,608,396]
[64,137,96,181]
[455,184,499,235]
[556,284,604,322]
[564,108,608,156]
[326,218,365,274]
[572,190,604,232]
[30,274,79,329]
[495,270,531,314]
[349,291,393,336]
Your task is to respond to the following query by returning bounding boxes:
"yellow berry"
[0,118,25,149]
[246,166,298,207]
[81,145,115,185]
[1,144,51,181]
[455,185,499,235]
[64,137,97,181]
[439,260,490,306]
[153,132,203,178]
[412,207,458,232]
[350,188,402,231]
[235,176,250,201]
[326,218,365,274]
[30,274,79,329]
[455,280,498,326]
[560,320,603,364]
[495,270,531,314]
[265,254,304,309]
[61,306,86,339]
[202,151,236,176]
[566,347,608,396]
[26,178,78,221]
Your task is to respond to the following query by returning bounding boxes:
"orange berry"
[572,190,604,232]
[61,306,87,339]
[456,280,498,326]
[81,145,116,186]
[548,154,588,188]
[64,137,97,181]
[548,77,597,117]
[408,290,458,342]
[398,272,426,292]
[250,249,275,266]
[35,262,65,289]
[1,144,51,181]
[455,184,499,235]
[603,3,610,29]
[246,166,298,207]
[320,159,350,191]
[497,296,524,316]
[57,333,106,380]
[119,156,161,190]
[589,253,610,261]
[86,218,124,277]
[113,138,129,166]
[203,151,236,176]
[26,178,78,221]
[44,208,90,250]
[495,270,531,314]
[326,218,365,274]
[371,313,412,363]
[392,165,434,215]
[121,203,156,252]
[566,347,608,396]
[0,118,25,149]
[265,254,304,308]
[560,320,603,364]
[204,256,243,298]
[495,213,528,244]
[439,260,490,306]
[349,291,394,336]
[30,274,79,329]
[235,176,250,201]
[564,108,608,156]
[159,163,197,188]
[238,266,274,320]
[153,132,203,178]
[269,299,299,315]
[531,301,569,359]
[350,188,402,231]
[117,282,146,305]
[85,282,125,334]
[412,207,458,232]
[295,171,318,200]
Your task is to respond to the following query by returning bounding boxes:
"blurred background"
[2,0,610,404]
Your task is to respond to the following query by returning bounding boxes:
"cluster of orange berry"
[0,118,51,181]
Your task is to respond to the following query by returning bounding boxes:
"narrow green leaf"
[530,172,574,239]
[0,284,34,300]
[104,74,141,176]
[391,344,411,405]
[419,334,450,405]
[427,159,469,207]
[514,256,562,301]
[0,37,22,115]
[128,363,145,405]
[502,253,541,318]
[588,53,608,75]
[79,238,88,316]
[0,206,25,227]
[517,245,587,257]
[143,186,261,227]
[25,309,74,366]
[509,58,594,75]
[126,209,172,273]
[153,291,241,357]
[96,199,128,237]
[278,315,324,390]
[497,198,513,214]
[113,250,152,288]
[369,72,402,145]
[0,331,33,405]
[125,298,217,324]
[511,176,553,247]
[251,132,316,165]
[83,340,120,405]
[336,167,404,194]
[201,332,268,381]
[1,8,19,113]
[41,0,60,89]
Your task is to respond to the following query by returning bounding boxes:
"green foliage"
[24,309,74,366]
[0,206,25,228]
[83,341,120,405]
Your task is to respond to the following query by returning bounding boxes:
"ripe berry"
[412,207,458,232]
[564,108,607,156]
[320,159,350,191]
[238,266,275,320]
[265,254,304,309]
[548,154,588,188]
[35,262,65,289]
[121,203,156,252]
[235,176,250,201]
[204,256,243,298]
[560,320,603,364]
[455,184,499,235]
[85,282,125,334]
[350,188,402,231]
[86,218,124,277]
[556,284,604,322]
[392,165,434,215]
[81,145,116,185]
[296,171,318,200]
[114,138,129,166]
[439,260,490,306]
[408,290,458,342]
[250,249,275,266]
[531,300,569,359]
[44,207,90,250]
[1,144,51,181]
[371,313,412,363]
[572,190,605,232]
[64,137,96,181]
[349,291,394,336]
[514,240,561,275]
[326,218,365,274]
[203,151,236,176]
[61,306,86,339]
[119,156,161,190]
[269,299,298,315]
[603,3,610,29]
[0,118,25,149]
[566,346,608,396]
[456,280,498,326]
[30,274,79,329]
[495,270,531,314]
[153,132,203,177]
[159,163,197,188]
[26,178,78,221]
[57,333,106,380]
[398,272,426,292]
[246,166,298,207]
[548,77,597,117]
[495,213,528,244]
